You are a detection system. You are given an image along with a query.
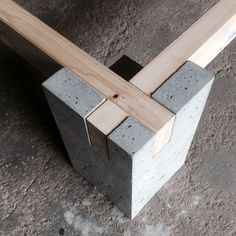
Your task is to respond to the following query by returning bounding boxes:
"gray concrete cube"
[42,62,214,219]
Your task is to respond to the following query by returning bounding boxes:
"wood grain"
[0,0,174,134]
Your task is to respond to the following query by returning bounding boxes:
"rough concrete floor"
[0,0,236,235]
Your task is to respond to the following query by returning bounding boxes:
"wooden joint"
[86,0,236,159]
[1,0,236,160]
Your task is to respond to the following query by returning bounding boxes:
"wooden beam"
[0,0,175,134]
[88,0,236,140]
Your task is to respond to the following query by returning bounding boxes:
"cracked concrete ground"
[0,0,236,235]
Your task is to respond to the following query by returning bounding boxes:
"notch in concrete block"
[107,61,214,218]
[86,56,144,159]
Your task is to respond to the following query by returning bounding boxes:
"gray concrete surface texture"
[43,62,214,219]
[0,0,235,235]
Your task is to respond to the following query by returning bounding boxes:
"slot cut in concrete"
[42,61,214,218]
[87,55,144,159]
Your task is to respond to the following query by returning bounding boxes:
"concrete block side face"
[107,139,133,217]
[43,69,133,218]
[153,61,214,113]
[107,117,156,218]
[43,89,89,157]
[130,64,214,218]
[132,79,214,218]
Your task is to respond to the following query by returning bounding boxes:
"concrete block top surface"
[108,117,154,156]
[153,61,214,113]
[42,68,105,117]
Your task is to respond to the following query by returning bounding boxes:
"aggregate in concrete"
[0,0,236,235]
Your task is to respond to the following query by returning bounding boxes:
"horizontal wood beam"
[88,0,236,140]
[0,0,174,134]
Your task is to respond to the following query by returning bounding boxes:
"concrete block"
[42,61,214,219]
